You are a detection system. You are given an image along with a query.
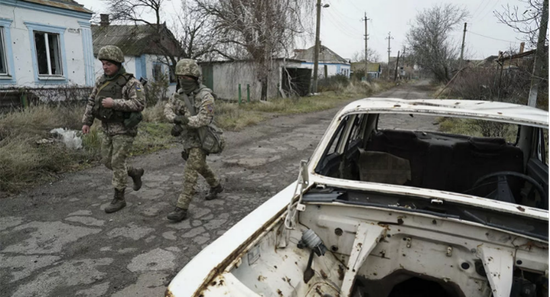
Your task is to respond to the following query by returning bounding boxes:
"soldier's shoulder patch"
[135,84,142,92]
[205,102,214,114]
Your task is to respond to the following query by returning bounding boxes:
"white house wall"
[299,62,351,78]
[0,1,93,87]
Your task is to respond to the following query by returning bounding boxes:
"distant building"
[292,45,351,78]
[350,62,382,79]
[199,59,309,101]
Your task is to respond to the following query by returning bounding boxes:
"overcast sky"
[76,0,531,62]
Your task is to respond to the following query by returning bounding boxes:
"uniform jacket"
[82,71,146,136]
[164,84,215,149]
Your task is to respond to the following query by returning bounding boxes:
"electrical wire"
[477,0,501,22]
[323,11,361,39]
[469,31,519,43]
[324,9,363,36]
[471,0,489,20]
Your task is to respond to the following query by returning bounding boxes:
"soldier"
[81,45,146,213]
[164,59,223,222]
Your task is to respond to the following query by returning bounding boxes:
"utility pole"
[459,22,467,68]
[394,51,400,81]
[385,32,394,79]
[312,0,322,94]
[527,0,548,107]
[363,13,370,81]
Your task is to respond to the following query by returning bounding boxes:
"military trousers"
[177,147,220,210]
[100,133,134,190]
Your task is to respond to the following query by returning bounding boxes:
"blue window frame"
[24,22,68,84]
[0,18,16,84]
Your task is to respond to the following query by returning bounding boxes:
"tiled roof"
[21,0,92,14]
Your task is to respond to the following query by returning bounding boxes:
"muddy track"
[0,80,435,297]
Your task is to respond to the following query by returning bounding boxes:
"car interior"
[315,112,549,210]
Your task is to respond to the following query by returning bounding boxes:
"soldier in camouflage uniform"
[164,59,223,222]
[82,45,146,213]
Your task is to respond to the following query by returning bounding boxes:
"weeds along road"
[0,81,434,297]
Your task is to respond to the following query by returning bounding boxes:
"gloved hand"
[171,124,183,137]
[174,115,189,125]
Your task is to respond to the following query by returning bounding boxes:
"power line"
[468,31,519,43]
[477,0,501,21]
[471,0,489,20]
[324,8,363,35]
[324,10,362,38]
[474,0,493,20]
[349,0,364,11]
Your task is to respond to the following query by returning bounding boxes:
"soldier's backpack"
[181,92,225,154]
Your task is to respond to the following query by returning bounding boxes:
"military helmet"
[98,45,124,63]
[175,59,201,78]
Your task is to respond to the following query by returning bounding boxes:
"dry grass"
[0,104,176,194]
[237,81,395,116]
[0,80,398,195]
[438,117,518,143]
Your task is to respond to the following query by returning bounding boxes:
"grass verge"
[0,80,397,195]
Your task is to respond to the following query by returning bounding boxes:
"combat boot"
[205,184,223,200]
[167,207,188,222]
[127,167,144,191]
[105,188,126,213]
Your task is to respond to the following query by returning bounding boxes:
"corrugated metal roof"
[21,0,92,14]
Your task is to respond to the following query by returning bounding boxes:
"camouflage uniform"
[164,59,221,215]
[82,45,145,213]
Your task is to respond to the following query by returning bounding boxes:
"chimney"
[519,42,525,53]
[100,14,110,27]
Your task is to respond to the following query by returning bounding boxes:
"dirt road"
[0,81,435,297]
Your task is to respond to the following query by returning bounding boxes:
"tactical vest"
[92,73,133,122]
[177,85,225,154]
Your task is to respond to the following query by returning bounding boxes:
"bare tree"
[194,0,312,101]
[406,4,468,82]
[105,0,215,75]
[495,0,548,47]
[352,49,381,63]
[495,0,548,109]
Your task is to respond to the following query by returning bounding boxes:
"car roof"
[340,98,549,128]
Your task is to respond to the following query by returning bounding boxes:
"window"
[25,22,67,83]
[0,27,7,75]
[34,31,63,76]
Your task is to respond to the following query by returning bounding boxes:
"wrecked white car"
[166,98,548,297]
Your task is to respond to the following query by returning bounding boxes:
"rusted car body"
[167,98,549,297]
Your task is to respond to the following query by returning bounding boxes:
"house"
[91,14,182,93]
[292,45,351,78]
[199,59,310,100]
[496,49,538,70]
[350,62,382,79]
[0,0,94,88]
